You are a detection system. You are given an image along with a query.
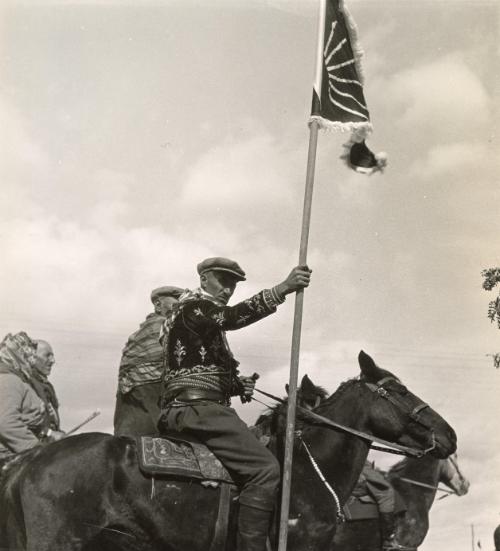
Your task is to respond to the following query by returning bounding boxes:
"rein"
[255,379,436,458]
[398,476,456,496]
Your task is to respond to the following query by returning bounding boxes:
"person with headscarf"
[0,332,63,463]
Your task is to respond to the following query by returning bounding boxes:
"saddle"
[137,435,238,551]
[137,435,235,484]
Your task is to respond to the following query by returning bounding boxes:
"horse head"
[255,375,328,438]
[439,452,469,496]
[358,350,457,459]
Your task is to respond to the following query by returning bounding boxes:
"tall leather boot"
[237,485,276,551]
[380,512,407,550]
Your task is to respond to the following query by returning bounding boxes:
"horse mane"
[254,378,361,436]
[314,378,360,413]
[387,457,407,477]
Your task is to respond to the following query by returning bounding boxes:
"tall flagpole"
[278,3,324,549]
[279,0,379,542]
[277,121,319,551]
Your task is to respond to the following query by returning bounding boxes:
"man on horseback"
[0,332,64,467]
[353,460,406,550]
[158,257,311,551]
[31,340,61,432]
[114,285,184,436]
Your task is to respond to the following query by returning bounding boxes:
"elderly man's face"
[201,271,238,305]
[155,296,178,316]
[34,341,55,377]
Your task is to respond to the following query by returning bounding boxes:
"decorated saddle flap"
[137,435,234,483]
[342,492,406,521]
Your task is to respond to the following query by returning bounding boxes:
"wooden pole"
[65,410,101,435]
[471,523,475,551]
[277,119,319,551]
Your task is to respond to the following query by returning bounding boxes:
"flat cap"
[197,257,246,281]
[150,286,184,304]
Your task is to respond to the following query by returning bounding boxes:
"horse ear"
[358,350,382,382]
[300,374,316,393]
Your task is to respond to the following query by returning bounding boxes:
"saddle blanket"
[137,435,234,483]
[343,492,406,521]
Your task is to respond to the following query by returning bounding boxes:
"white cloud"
[414,142,490,178]
[383,55,490,137]
[180,133,303,210]
[0,97,50,175]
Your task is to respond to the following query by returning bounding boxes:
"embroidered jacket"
[161,287,284,403]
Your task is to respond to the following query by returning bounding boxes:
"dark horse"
[495,524,500,551]
[0,351,457,551]
[332,453,469,550]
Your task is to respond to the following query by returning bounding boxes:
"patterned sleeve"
[184,289,285,331]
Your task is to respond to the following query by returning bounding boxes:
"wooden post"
[277,119,319,551]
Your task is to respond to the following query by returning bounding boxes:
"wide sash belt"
[170,388,230,405]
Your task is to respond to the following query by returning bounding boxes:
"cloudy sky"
[0,0,499,548]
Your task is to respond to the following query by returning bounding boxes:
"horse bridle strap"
[364,377,433,429]
[254,385,436,458]
[398,476,456,495]
[296,405,435,458]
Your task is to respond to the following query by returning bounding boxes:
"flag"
[309,0,386,174]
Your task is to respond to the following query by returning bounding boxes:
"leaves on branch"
[481,268,500,291]
[486,353,500,369]
[481,267,500,329]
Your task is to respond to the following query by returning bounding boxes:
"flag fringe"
[340,0,366,85]
[309,115,372,136]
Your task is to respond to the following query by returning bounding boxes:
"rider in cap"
[114,285,184,436]
[158,257,312,551]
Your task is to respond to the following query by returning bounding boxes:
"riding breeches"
[158,401,280,492]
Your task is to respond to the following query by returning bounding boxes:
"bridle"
[362,376,436,457]
[397,455,466,500]
[254,377,438,523]
[256,377,437,458]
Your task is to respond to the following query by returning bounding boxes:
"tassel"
[341,138,387,175]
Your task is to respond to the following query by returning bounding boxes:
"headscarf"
[0,332,38,378]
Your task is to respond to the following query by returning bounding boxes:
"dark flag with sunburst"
[309,0,386,174]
